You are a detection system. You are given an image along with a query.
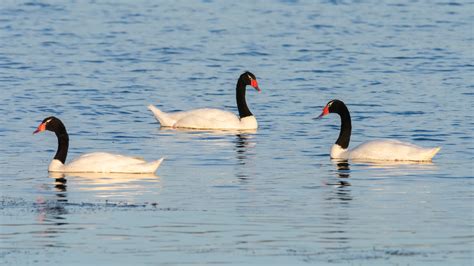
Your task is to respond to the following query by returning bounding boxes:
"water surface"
[0,0,473,265]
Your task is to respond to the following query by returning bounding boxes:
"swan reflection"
[235,133,256,164]
[233,133,257,182]
[349,158,438,177]
[330,159,351,187]
[318,160,353,250]
[54,177,68,203]
[35,173,69,226]
[48,172,161,203]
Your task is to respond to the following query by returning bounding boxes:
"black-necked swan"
[33,116,164,173]
[317,99,441,162]
[148,71,261,130]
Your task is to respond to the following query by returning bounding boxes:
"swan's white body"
[330,139,441,162]
[48,152,164,174]
[148,105,258,130]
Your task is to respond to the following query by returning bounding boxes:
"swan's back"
[349,139,440,161]
[61,152,164,173]
[173,108,240,129]
[148,105,257,130]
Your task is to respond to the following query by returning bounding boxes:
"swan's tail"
[427,147,441,160]
[417,146,441,161]
[148,104,175,127]
[147,157,164,173]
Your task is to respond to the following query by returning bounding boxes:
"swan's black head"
[239,71,260,92]
[33,116,66,135]
[33,116,69,164]
[316,99,352,149]
[316,99,348,118]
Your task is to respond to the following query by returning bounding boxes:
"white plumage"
[330,140,441,162]
[148,105,258,130]
[318,99,440,162]
[48,153,164,174]
[148,71,261,130]
[34,116,164,174]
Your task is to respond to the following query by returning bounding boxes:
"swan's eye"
[247,74,253,81]
[45,118,52,124]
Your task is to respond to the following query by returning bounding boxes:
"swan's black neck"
[53,122,69,164]
[335,104,352,149]
[236,78,253,118]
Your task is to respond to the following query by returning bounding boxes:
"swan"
[33,116,164,173]
[317,99,441,162]
[148,71,261,130]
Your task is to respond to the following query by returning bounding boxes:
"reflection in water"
[54,177,68,203]
[36,202,68,227]
[31,175,69,246]
[48,172,162,202]
[319,160,354,250]
[49,170,160,185]
[234,134,257,182]
[351,159,438,177]
[35,173,69,227]
[235,134,253,165]
[50,172,159,186]
[330,159,351,188]
[50,172,68,200]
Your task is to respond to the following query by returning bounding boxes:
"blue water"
[1,0,473,265]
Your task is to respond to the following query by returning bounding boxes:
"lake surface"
[1,0,473,265]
